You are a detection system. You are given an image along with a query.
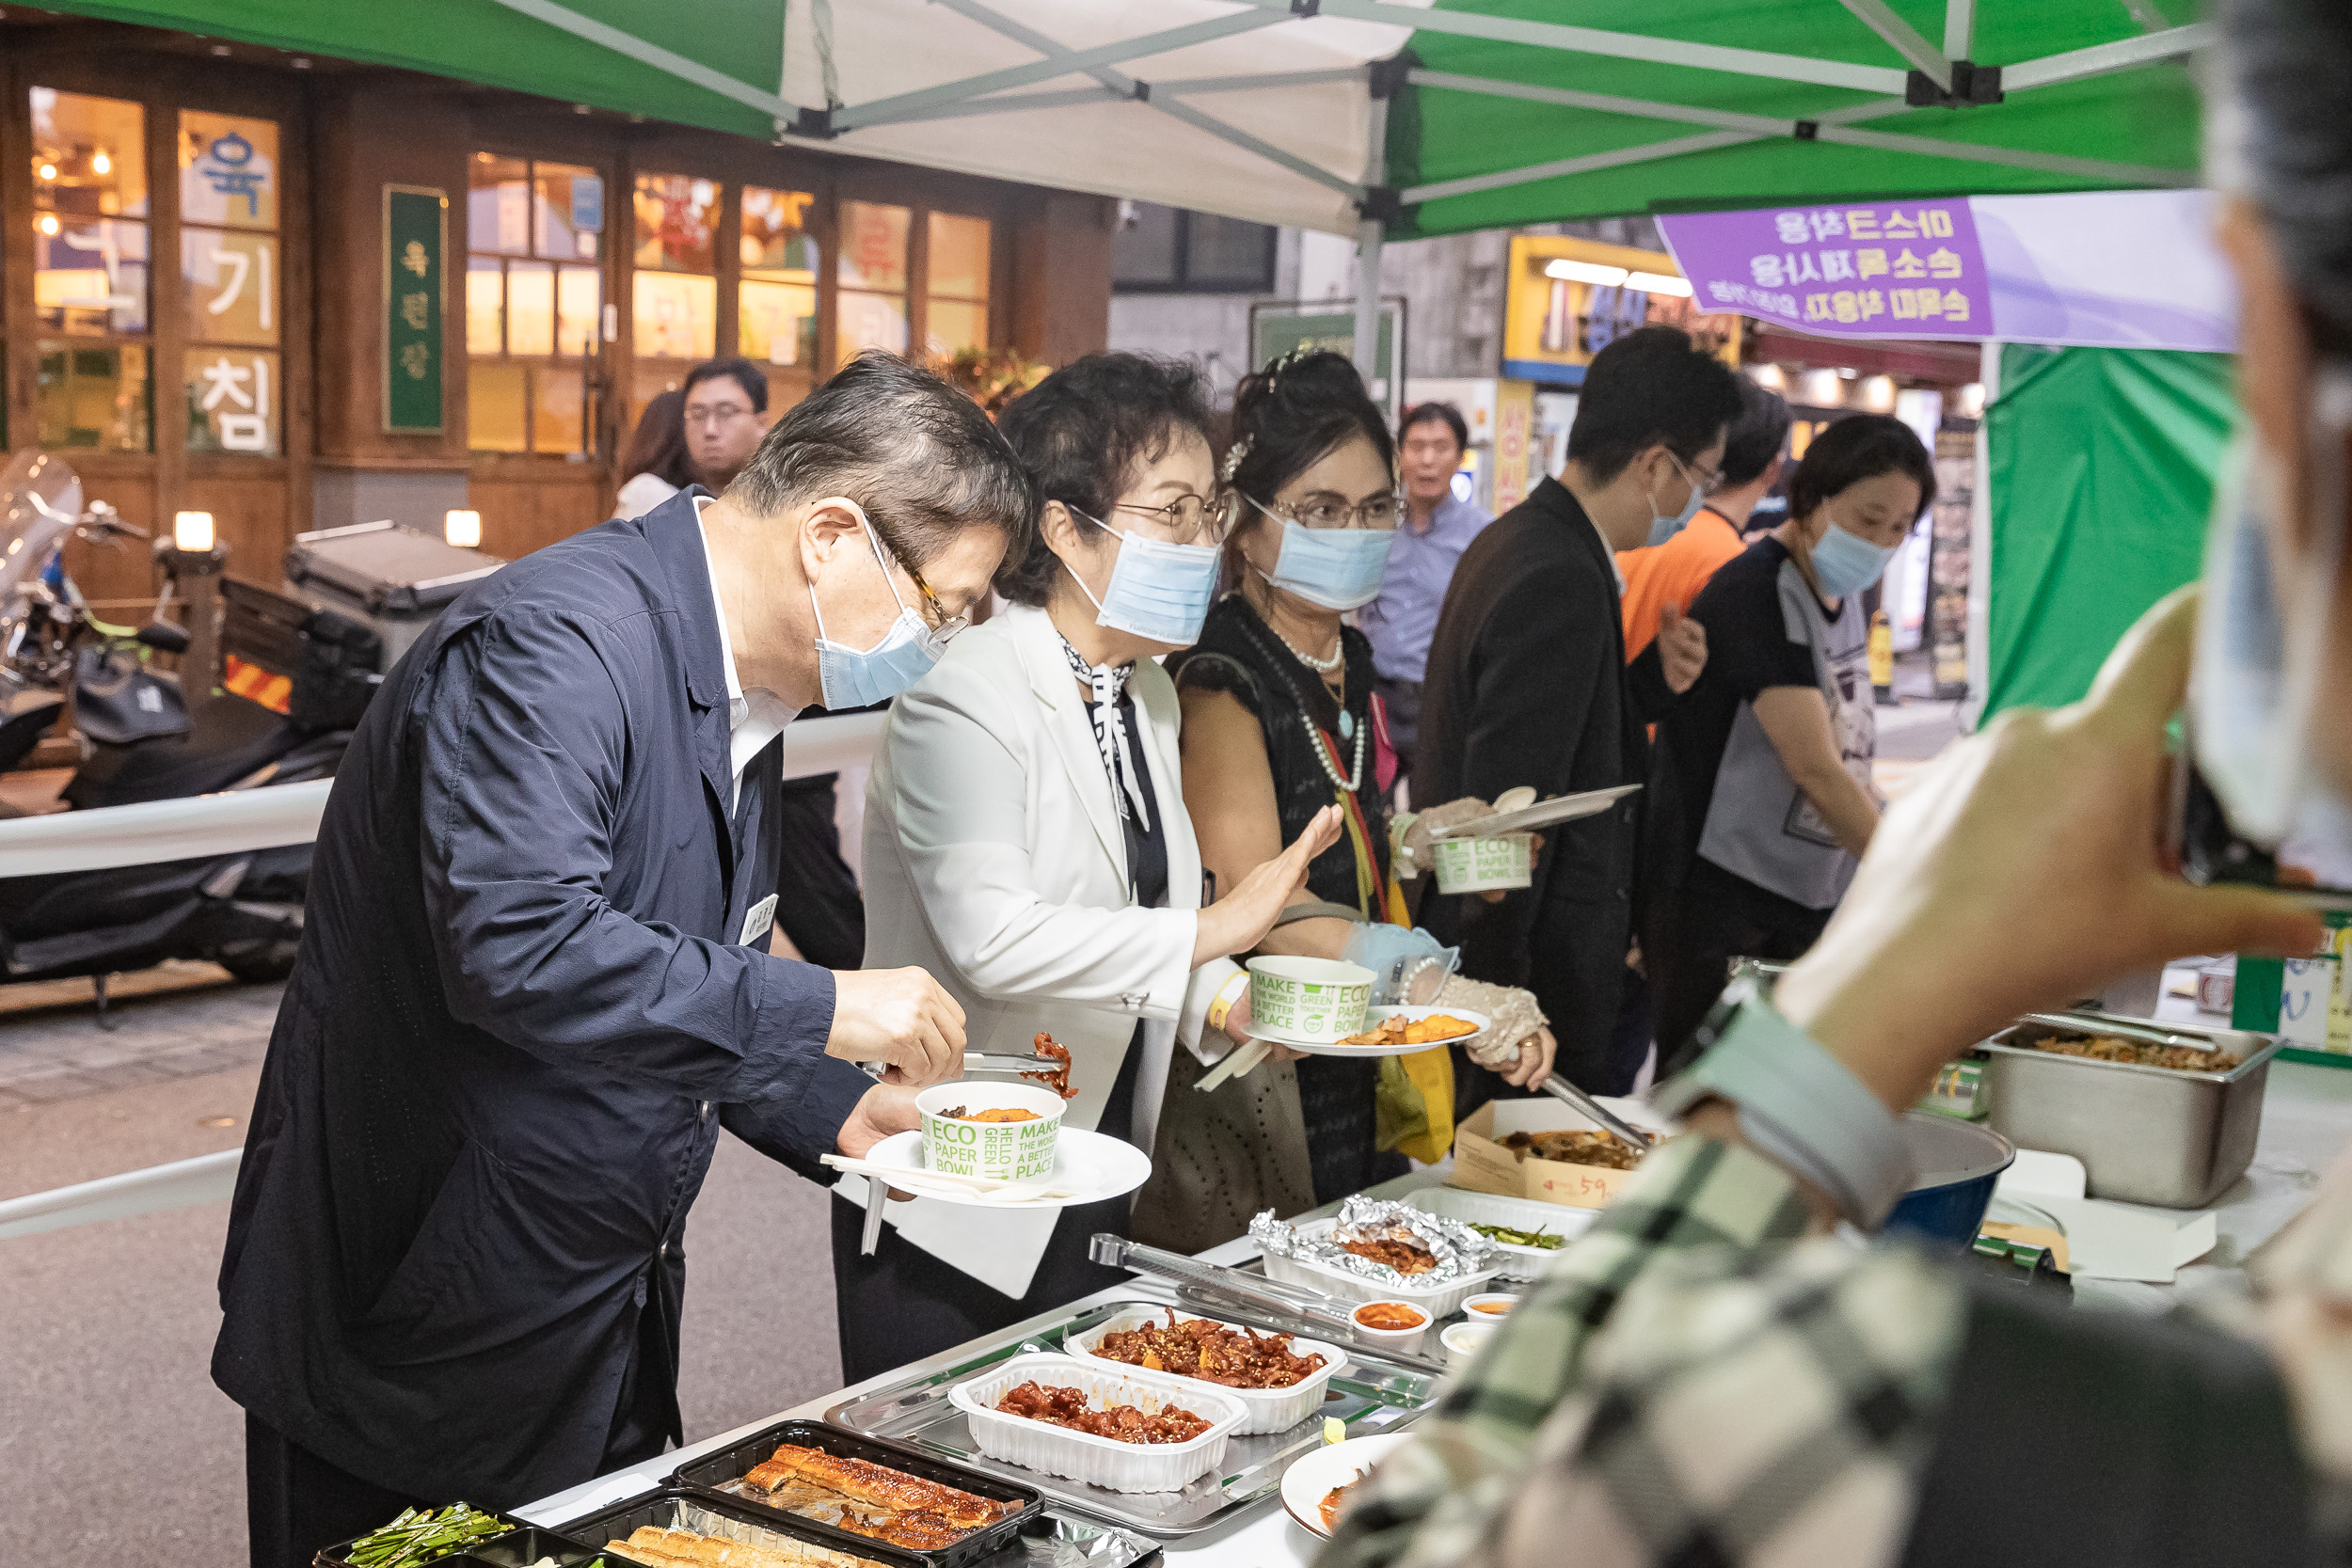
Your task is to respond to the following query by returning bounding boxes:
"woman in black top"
[1642,413,1936,1074]
[1135,353,1553,1252]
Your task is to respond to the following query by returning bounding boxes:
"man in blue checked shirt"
[1359,402,1490,787]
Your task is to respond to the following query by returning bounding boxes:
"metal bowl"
[1883,1112,2015,1247]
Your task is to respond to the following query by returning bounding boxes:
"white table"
[521,1063,2352,1567]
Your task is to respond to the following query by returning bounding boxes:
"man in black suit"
[1417,327,1743,1094]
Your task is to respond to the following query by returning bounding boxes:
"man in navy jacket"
[215,356,1032,1567]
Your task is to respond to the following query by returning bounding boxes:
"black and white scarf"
[1060,635,1152,832]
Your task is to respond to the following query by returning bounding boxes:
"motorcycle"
[0,451,384,1017]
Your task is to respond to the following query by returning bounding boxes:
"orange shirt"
[1616,507,1748,658]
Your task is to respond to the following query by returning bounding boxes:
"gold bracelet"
[1206,970,1251,1032]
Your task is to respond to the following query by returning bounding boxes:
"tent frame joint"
[792,104,838,139]
[1905,60,2004,107]
[1357,184,1404,224]
[1368,53,1411,100]
[1793,119,1821,140]
[1290,0,1321,16]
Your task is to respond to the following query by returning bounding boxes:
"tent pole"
[1963,339,2000,732]
[1353,73,1391,387]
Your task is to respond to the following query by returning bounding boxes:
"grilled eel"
[741,1444,1007,1531]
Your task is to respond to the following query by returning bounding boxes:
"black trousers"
[829,1027,1146,1386]
[246,1415,427,1568]
[1647,856,1832,1080]
[771,772,866,972]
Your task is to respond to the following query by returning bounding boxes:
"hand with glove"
[1434,974,1556,1087]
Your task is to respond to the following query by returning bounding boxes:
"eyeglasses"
[1669,451,1724,496]
[850,505,969,647]
[684,402,755,427]
[1247,490,1402,531]
[1099,492,1238,546]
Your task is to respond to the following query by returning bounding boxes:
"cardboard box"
[1451,1095,1666,1211]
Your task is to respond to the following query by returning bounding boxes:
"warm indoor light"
[1860,374,1899,412]
[37,162,56,181]
[443,509,484,548]
[1803,369,1847,407]
[37,213,59,236]
[1751,364,1788,392]
[1955,381,1987,419]
[1626,270,1692,297]
[91,150,111,175]
[1544,257,1629,287]
[173,511,215,553]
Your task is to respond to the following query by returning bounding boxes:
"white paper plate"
[859,1127,1152,1209]
[1427,784,1643,840]
[1266,1006,1490,1057]
[1281,1433,1415,1539]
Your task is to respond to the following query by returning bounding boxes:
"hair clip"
[1220,437,1251,482]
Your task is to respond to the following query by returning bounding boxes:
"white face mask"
[2191,369,2352,856]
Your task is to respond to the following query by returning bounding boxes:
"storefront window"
[32,87,151,450]
[925,211,991,358]
[469,150,605,455]
[739,184,817,406]
[837,199,909,360]
[180,110,281,455]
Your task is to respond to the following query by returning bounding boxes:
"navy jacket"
[213,491,870,1506]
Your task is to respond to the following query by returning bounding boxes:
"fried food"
[993,1380,1214,1444]
[1021,1033,1077,1099]
[1089,1307,1328,1388]
[608,1523,882,1567]
[2026,1032,2236,1072]
[1335,1012,1481,1048]
[1340,1237,1438,1275]
[730,1443,1009,1548]
[938,1106,1041,1122]
[1502,1128,1642,1171]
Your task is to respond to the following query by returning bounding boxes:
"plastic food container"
[1246,956,1374,1043]
[1460,1292,1519,1320]
[1430,832,1534,894]
[1347,1301,1430,1355]
[1065,1307,1349,1436]
[916,1081,1065,1181]
[1441,1321,1497,1368]
[1406,1187,1596,1279]
[1262,1216,1505,1319]
[947,1351,1248,1494]
[666,1417,1041,1568]
[313,1515,562,1568]
[554,1486,927,1568]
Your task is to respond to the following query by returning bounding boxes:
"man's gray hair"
[727,352,1038,567]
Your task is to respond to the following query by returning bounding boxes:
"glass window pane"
[466,258,505,356]
[1184,213,1275,289]
[1111,201,1179,287]
[532,365,587,454]
[924,299,989,360]
[556,266,601,359]
[837,290,908,360]
[633,271,715,359]
[182,229,276,346]
[506,261,555,356]
[179,111,279,231]
[632,362,684,435]
[35,215,148,335]
[183,347,280,455]
[838,201,909,293]
[469,152,532,257]
[30,88,147,220]
[633,173,718,274]
[469,359,528,451]
[927,213,991,301]
[533,162,602,261]
[739,278,815,367]
[741,185,818,277]
[39,341,151,451]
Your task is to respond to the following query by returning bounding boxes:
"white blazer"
[843,602,1239,1298]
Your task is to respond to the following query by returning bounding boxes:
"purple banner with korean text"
[1658,200,1992,341]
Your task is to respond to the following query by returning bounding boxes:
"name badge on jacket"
[739,894,778,947]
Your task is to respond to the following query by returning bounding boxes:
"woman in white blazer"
[834,354,1339,1379]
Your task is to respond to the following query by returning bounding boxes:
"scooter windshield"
[0,451,82,608]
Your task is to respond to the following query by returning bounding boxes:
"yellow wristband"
[1206,970,1251,1032]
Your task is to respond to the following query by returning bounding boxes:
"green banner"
[384,184,446,433]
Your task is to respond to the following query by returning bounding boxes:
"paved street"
[0,976,844,1567]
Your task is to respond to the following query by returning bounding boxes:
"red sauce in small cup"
[1354,1301,1426,1331]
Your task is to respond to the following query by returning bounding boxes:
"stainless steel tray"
[1974,1011,2281,1208]
[825,1295,1442,1540]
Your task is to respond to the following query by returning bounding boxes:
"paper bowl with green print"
[916,1082,1066,1181]
[1430,832,1534,895]
[1245,957,1375,1046]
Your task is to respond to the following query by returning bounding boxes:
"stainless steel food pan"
[1975,1012,2280,1209]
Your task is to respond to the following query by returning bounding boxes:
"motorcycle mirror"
[1,451,84,608]
[135,620,192,655]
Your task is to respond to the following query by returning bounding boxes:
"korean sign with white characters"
[1656,201,1992,341]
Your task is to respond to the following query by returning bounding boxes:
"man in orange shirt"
[1617,381,1791,657]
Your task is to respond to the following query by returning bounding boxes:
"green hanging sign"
[383,184,446,433]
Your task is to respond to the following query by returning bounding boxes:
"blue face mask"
[1645,452,1708,546]
[808,499,947,709]
[1807,514,1897,600]
[1065,507,1223,648]
[1250,497,1396,610]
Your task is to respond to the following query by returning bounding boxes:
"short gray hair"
[726,352,1038,568]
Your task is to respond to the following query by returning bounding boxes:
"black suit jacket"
[212,490,871,1507]
[1416,477,1670,1090]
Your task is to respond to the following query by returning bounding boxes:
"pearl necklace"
[1311,713,1368,794]
[1273,626,1343,673]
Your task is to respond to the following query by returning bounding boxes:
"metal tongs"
[964,1049,1068,1073]
[2019,1010,2224,1053]
[1539,1072,1656,1151]
[1089,1234,1449,1374]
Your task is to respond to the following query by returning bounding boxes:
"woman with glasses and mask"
[834,354,1341,1379]
[1135,351,1556,1255]
[1641,413,1934,1078]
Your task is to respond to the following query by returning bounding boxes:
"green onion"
[342,1502,509,1568]
[1468,1221,1563,1250]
